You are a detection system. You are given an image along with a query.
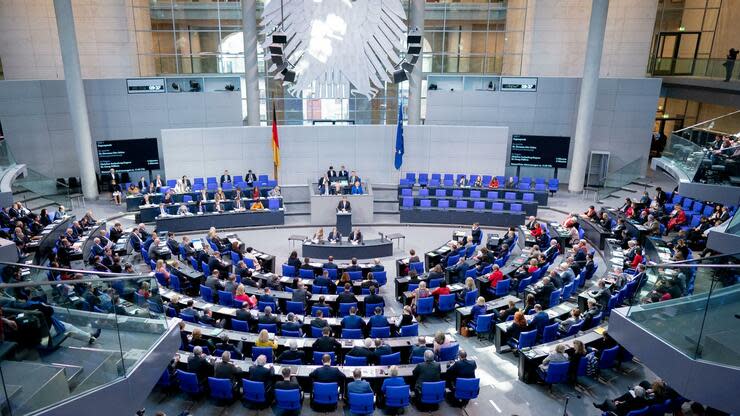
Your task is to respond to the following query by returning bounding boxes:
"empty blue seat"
[438,343,459,361]
[282,329,301,337]
[435,189,446,197]
[345,355,368,366]
[522,193,534,202]
[299,268,314,279]
[548,178,559,193]
[518,182,530,190]
[455,200,468,209]
[199,285,213,302]
[542,322,560,343]
[176,370,201,395]
[549,289,562,307]
[535,183,546,191]
[537,361,569,388]
[468,313,494,340]
[473,201,485,211]
[462,289,478,306]
[409,261,424,275]
[385,385,410,410]
[470,190,481,198]
[374,271,387,286]
[504,192,516,200]
[268,198,280,210]
[487,191,499,199]
[437,294,456,313]
[494,278,510,297]
[348,271,363,281]
[418,173,429,185]
[565,320,584,337]
[508,329,537,350]
[446,254,460,266]
[437,200,450,209]
[510,203,522,212]
[401,323,418,336]
[232,318,249,332]
[217,290,233,306]
[282,264,296,277]
[401,197,414,209]
[342,328,363,339]
[492,202,504,211]
[257,323,278,334]
[286,301,305,315]
[379,352,401,365]
[452,189,463,198]
[401,188,412,196]
[599,345,620,371]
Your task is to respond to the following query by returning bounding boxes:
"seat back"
[257,301,277,312]
[217,290,233,306]
[454,378,480,400]
[565,320,584,337]
[313,382,339,405]
[385,385,410,408]
[543,361,570,384]
[231,318,249,332]
[374,271,387,286]
[446,254,460,267]
[504,192,516,200]
[400,323,418,337]
[176,370,201,395]
[242,379,266,403]
[342,328,363,339]
[409,261,424,275]
[561,282,574,300]
[420,381,446,404]
[379,352,401,365]
[257,323,278,334]
[416,297,434,315]
[464,289,478,306]
[199,285,213,302]
[599,345,620,370]
[474,313,494,333]
[510,203,523,212]
[437,199,449,209]
[349,392,375,414]
[517,276,532,294]
[299,268,314,279]
[542,322,560,343]
[339,302,358,317]
[518,329,537,349]
[492,202,504,211]
[495,278,511,296]
[437,294,456,312]
[438,343,459,361]
[452,189,463,198]
[311,305,331,317]
[369,325,391,338]
[435,189,447,197]
[286,301,305,315]
[282,264,296,277]
[251,346,274,363]
[522,193,534,202]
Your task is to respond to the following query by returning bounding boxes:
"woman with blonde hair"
[234,284,257,308]
[155,259,170,285]
[255,329,277,350]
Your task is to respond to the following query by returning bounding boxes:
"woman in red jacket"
[530,222,543,238]
[666,205,687,234]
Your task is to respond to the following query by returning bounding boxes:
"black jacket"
[309,365,345,384]
[312,335,341,353]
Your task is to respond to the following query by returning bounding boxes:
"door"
[652,32,701,76]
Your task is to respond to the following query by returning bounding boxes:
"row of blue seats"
[163,370,480,413]
[401,198,527,212]
[401,188,539,200]
[280,264,388,287]
[401,173,558,188]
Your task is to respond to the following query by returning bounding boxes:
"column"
[407,0,425,125]
[242,0,261,126]
[568,0,609,193]
[53,0,98,200]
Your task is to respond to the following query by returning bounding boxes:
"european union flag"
[394,104,404,170]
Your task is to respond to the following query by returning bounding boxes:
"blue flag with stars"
[394,103,404,170]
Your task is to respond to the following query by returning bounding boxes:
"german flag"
[271,105,280,171]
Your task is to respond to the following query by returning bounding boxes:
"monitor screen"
[509,134,570,168]
[96,138,160,173]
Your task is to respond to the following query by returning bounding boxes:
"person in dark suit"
[287,251,302,271]
[309,353,345,386]
[471,223,482,245]
[214,351,242,391]
[594,385,650,415]
[322,256,338,270]
[367,306,389,329]
[220,170,232,186]
[338,165,349,178]
[327,228,341,243]
[346,257,362,272]
[214,333,241,359]
[245,170,257,186]
[446,348,477,390]
[348,171,361,186]
[327,166,338,178]
[137,176,148,192]
[282,312,303,334]
[261,287,278,305]
[412,350,441,395]
[593,279,613,309]
[348,228,363,244]
[247,354,275,390]
[364,287,384,308]
[372,338,392,364]
[277,339,306,363]
[535,276,556,308]
[313,270,335,293]
[310,309,329,328]
[528,304,549,337]
[369,258,384,272]
[341,306,365,331]
[347,368,373,396]
[447,256,469,284]
[312,326,341,353]
[410,336,431,361]
[187,346,214,383]
[109,222,124,243]
[337,196,351,212]
[258,306,280,325]
[275,367,303,402]
[336,283,358,306]
[347,338,374,362]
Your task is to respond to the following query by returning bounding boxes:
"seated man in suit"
[447,256,469,284]
[534,276,555,308]
[90,237,105,258]
[311,309,329,329]
[528,304,550,337]
[214,333,241,358]
[220,169,232,186]
[364,286,384,308]
[337,283,358,305]
[309,354,346,394]
[247,354,275,391]
[367,306,389,329]
[312,326,341,353]
[322,255,338,270]
[347,338,374,362]
[259,306,280,325]
[369,258,384,272]
[275,367,303,403]
[327,228,342,243]
[412,350,441,395]
[214,350,243,392]
[348,228,363,244]
[282,312,303,334]
[346,368,373,399]
[276,339,306,364]
[313,270,335,292]
[187,346,214,384]
[346,257,362,272]
[337,196,351,212]
[410,336,431,361]
[260,287,278,306]
[446,348,477,391]
[372,338,392,364]
[341,306,365,332]
[348,170,361,187]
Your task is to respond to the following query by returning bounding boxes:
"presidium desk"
[302,239,393,260]
[155,209,284,233]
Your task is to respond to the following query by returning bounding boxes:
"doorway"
[652,31,701,76]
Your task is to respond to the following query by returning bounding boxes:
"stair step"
[374,210,400,215]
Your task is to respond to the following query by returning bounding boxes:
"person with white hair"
[346,338,374,362]
[594,384,649,415]
[187,345,214,383]
[246,354,275,390]
[412,349,441,395]
[276,339,307,364]
[214,350,242,391]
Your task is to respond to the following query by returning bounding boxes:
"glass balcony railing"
[660,110,740,184]
[648,57,740,81]
[596,157,646,200]
[625,253,740,368]
[0,141,17,170]
[0,263,170,416]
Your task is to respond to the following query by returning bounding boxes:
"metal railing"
[648,57,740,81]
[0,262,169,416]
[596,157,646,200]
